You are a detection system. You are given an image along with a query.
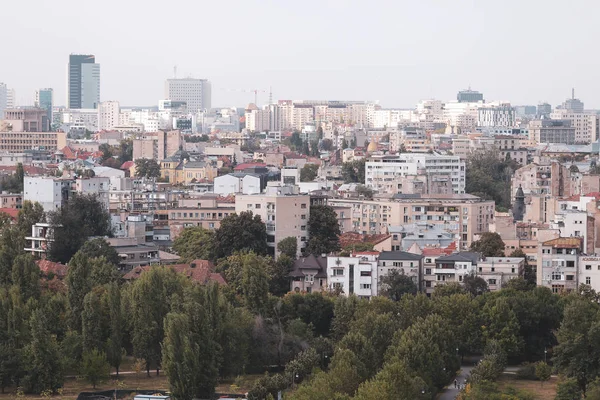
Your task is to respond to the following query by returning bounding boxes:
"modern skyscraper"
[35,88,53,122]
[68,54,100,109]
[165,78,211,113]
[457,88,484,103]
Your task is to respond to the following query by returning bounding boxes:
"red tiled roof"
[339,232,391,248]
[0,208,19,221]
[120,161,134,170]
[234,162,266,171]
[123,260,226,285]
[584,192,600,200]
[36,259,68,279]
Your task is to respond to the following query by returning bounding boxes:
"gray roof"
[378,251,423,261]
[436,252,480,263]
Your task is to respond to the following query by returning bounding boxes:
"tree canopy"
[307,205,341,255]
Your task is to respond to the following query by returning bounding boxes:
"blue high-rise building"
[35,88,53,122]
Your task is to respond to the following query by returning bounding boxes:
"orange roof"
[542,237,582,249]
[0,208,19,220]
[36,259,68,279]
[339,232,391,248]
[120,161,134,170]
[123,260,226,285]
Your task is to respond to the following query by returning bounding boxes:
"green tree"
[553,298,600,394]
[300,163,319,182]
[11,255,40,301]
[214,211,268,259]
[134,158,161,179]
[277,237,298,259]
[22,310,63,394]
[307,205,341,255]
[47,194,113,263]
[268,254,294,296]
[463,273,489,296]
[555,378,582,400]
[356,185,374,199]
[242,254,270,314]
[130,267,186,376]
[172,226,215,261]
[321,139,333,151]
[341,138,349,149]
[354,360,428,400]
[105,282,124,378]
[81,349,110,389]
[379,270,418,301]
[470,232,505,257]
[341,159,366,183]
[301,141,310,156]
[482,297,523,359]
[78,238,120,267]
[466,149,519,210]
[535,361,552,387]
[82,288,108,353]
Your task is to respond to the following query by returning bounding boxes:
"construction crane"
[220,88,269,106]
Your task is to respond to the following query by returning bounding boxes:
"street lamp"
[544,348,548,363]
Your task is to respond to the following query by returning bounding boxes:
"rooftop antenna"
[174,65,177,79]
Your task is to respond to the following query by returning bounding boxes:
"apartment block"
[537,237,582,293]
[476,257,524,291]
[529,119,575,144]
[328,253,378,298]
[377,251,423,291]
[550,110,599,143]
[235,186,310,257]
[365,153,465,194]
[328,194,494,250]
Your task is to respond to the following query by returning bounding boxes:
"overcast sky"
[2,0,599,109]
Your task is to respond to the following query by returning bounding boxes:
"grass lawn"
[496,374,558,399]
[0,369,260,400]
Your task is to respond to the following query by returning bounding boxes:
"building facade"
[165,78,211,113]
[68,54,100,109]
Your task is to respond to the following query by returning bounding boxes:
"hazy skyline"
[2,0,599,108]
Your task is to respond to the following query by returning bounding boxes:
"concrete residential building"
[328,194,494,250]
[24,177,72,211]
[0,83,7,118]
[25,223,56,257]
[476,257,524,291]
[165,78,211,112]
[235,185,310,257]
[246,108,270,132]
[537,237,582,293]
[68,54,100,109]
[550,109,599,143]
[431,251,479,288]
[477,104,516,127]
[98,101,120,131]
[378,251,423,290]
[365,153,466,194]
[529,119,575,144]
[328,253,379,298]
[579,256,600,292]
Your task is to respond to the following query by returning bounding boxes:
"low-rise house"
[327,252,378,298]
[123,259,225,285]
[377,251,423,289]
[476,257,525,291]
[289,255,327,293]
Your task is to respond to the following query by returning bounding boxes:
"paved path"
[437,365,475,400]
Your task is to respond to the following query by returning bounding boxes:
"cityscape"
[3,2,600,400]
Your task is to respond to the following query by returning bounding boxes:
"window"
[304,274,314,283]
[301,203,307,209]
[587,277,592,285]
[552,272,562,281]
[360,271,371,277]
[301,214,307,220]
[255,204,261,209]
[425,268,432,275]
[333,269,344,276]
[488,279,497,285]
[566,275,574,281]
[586,265,592,270]
[567,261,575,268]
[300,236,307,242]
[301,225,306,231]
[425,258,432,263]
[360,284,371,289]
[425,281,432,287]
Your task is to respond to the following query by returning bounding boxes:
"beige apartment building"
[155,195,236,239]
[235,186,310,257]
[328,193,495,250]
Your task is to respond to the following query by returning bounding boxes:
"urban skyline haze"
[2,0,599,108]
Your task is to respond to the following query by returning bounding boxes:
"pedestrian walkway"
[438,365,475,400]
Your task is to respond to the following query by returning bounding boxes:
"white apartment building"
[579,256,600,292]
[246,108,271,132]
[24,223,56,257]
[235,185,310,257]
[0,83,7,118]
[537,237,581,293]
[365,153,465,194]
[477,104,516,127]
[24,177,72,211]
[327,253,379,298]
[98,101,120,131]
[61,108,99,132]
[165,78,211,112]
[443,101,482,133]
[214,173,262,195]
[549,110,599,143]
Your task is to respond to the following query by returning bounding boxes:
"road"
[437,365,475,400]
